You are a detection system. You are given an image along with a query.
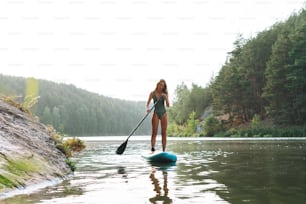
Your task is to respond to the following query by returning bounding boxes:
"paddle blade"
[116,140,128,155]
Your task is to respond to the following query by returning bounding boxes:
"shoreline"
[0,99,72,201]
[0,175,72,201]
[73,135,306,141]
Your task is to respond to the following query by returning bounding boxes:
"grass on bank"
[0,129,85,191]
[0,154,42,191]
[47,125,86,171]
[1,95,86,172]
[1,95,39,115]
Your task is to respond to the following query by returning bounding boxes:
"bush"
[63,137,86,153]
[47,126,86,171]
[203,115,222,136]
[251,114,261,128]
[227,126,306,137]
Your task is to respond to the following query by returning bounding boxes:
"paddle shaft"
[125,99,159,141]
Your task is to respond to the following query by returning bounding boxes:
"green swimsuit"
[153,91,166,119]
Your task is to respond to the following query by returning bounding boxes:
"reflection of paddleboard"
[142,151,177,163]
[149,160,176,171]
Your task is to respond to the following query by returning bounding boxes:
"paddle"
[116,99,159,155]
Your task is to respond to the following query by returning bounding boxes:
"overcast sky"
[0,0,304,101]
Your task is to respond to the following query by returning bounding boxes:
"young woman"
[146,79,170,152]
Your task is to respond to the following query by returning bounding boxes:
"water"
[2,137,306,204]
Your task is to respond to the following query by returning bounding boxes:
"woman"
[146,79,170,152]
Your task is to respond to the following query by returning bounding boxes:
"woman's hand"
[162,93,170,107]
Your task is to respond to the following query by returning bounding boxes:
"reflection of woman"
[149,169,172,204]
[146,79,170,152]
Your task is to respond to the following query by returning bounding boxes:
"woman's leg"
[160,113,168,152]
[151,113,159,151]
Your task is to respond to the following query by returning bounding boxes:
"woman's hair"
[155,79,168,94]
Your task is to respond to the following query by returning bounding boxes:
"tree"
[211,62,246,124]
[41,106,52,125]
[211,36,251,123]
[169,83,191,124]
[185,112,199,136]
[238,29,278,119]
[285,24,306,124]
[189,84,212,119]
[264,32,293,124]
[203,115,222,137]
[52,106,62,131]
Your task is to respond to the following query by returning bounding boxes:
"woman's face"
[158,81,165,91]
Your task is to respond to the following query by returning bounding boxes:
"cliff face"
[0,99,71,195]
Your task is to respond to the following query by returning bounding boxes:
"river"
[2,136,306,204]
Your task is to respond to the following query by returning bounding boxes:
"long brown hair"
[155,79,168,94]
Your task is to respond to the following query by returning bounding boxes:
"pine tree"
[264,32,293,124]
[285,24,306,125]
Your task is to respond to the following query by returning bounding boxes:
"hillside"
[168,9,306,137]
[0,74,150,136]
[0,99,71,197]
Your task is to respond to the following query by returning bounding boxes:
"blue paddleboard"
[142,151,177,163]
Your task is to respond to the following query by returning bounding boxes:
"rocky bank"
[0,99,71,198]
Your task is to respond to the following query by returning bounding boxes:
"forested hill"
[211,9,306,126]
[0,74,150,136]
[168,9,306,137]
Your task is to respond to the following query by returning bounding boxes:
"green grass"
[0,157,42,191]
[5,158,40,176]
[65,158,76,172]
[0,175,17,188]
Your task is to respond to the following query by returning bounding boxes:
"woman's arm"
[163,93,170,107]
[146,92,153,112]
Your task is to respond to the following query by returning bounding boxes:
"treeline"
[168,9,306,137]
[0,74,150,136]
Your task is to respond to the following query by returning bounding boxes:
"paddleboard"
[142,151,177,163]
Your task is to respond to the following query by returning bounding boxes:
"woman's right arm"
[146,92,153,112]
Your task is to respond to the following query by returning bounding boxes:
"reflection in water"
[173,140,306,204]
[149,168,172,204]
[2,139,306,204]
[117,166,128,182]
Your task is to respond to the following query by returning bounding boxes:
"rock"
[0,99,71,195]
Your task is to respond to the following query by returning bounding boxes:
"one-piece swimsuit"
[153,91,166,119]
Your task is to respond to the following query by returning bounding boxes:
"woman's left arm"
[164,93,170,107]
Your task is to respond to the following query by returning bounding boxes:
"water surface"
[2,137,306,204]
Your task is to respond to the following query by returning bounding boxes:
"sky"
[0,0,305,102]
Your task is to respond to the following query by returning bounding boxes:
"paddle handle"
[126,99,159,140]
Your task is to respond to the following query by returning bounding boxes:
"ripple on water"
[4,139,306,203]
